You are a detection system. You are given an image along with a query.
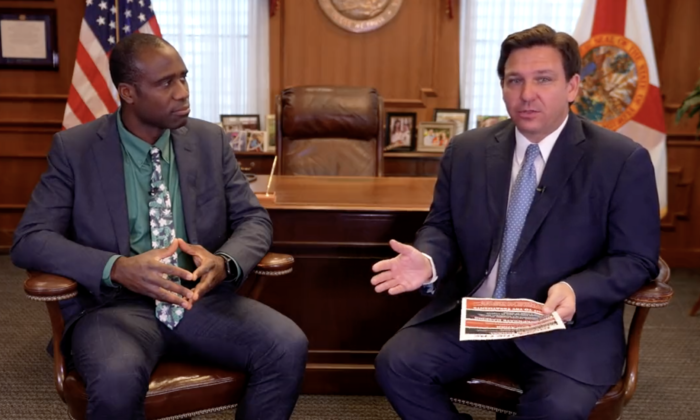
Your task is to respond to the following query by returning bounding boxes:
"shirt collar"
[116,108,172,165]
[514,115,568,166]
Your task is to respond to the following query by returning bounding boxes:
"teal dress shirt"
[101,111,239,286]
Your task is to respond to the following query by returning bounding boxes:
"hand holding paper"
[460,298,566,341]
[542,282,577,322]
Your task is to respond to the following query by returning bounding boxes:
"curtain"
[459,0,585,130]
[151,0,269,127]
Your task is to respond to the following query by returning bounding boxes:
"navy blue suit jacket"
[409,113,660,386]
[11,113,272,333]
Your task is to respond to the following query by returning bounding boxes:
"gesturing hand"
[543,282,577,322]
[111,240,195,309]
[177,238,227,302]
[371,240,433,295]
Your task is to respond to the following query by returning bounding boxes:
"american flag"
[62,0,161,130]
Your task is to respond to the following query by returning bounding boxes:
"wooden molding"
[420,88,437,97]
[385,88,440,109]
[664,102,681,112]
[660,249,700,268]
[0,93,68,102]
[667,134,699,142]
[384,152,442,158]
[0,154,50,159]
[0,120,62,127]
[661,166,693,231]
[0,204,27,210]
[384,99,425,108]
[0,120,62,133]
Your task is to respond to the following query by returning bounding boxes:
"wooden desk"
[244,175,436,394]
[237,151,442,177]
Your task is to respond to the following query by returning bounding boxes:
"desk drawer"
[236,155,274,174]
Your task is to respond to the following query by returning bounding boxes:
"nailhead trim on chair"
[450,397,517,416]
[68,404,238,420]
[156,404,238,420]
[25,291,78,302]
[623,299,670,308]
[253,268,293,276]
[469,379,523,394]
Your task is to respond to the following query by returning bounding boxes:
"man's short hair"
[109,33,171,87]
[497,24,581,81]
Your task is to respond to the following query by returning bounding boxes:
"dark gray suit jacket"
[11,112,272,330]
[410,114,660,386]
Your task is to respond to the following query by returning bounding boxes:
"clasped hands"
[111,238,226,310]
[370,239,576,322]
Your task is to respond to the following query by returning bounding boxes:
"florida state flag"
[572,0,667,216]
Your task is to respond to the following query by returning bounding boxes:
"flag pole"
[115,0,120,43]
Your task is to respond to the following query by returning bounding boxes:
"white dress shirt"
[423,116,569,297]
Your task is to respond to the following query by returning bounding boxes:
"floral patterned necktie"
[149,147,184,329]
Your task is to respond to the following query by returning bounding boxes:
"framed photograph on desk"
[0,9,58,70]
[476,115,509,128]
[434,108,469,134]
[385,112,416,151]
[220,114,260,132]
[416,121,456,153]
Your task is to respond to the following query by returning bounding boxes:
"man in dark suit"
[371,24,660,420]
[11,34,307,420]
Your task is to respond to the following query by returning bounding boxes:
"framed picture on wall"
[0,8,58,70]
[433,108,470,135]
[476,115,510,128]
[416,122,456,153]
[385,112,416,152]
[220,114,260,132]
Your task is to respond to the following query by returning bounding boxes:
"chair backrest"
[276,86,384,176]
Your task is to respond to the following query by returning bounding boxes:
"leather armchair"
[447,258,673,420]
[276,86,384,176]
[24,252,294,420]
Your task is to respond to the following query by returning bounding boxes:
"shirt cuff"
[101,255,121,288]
[217,252,241,283]
[421,253,438,285]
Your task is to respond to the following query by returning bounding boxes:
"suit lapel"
[172,124,199,245]
[511,114,586,265]
[486,123,517,267]
[93,114,130,256]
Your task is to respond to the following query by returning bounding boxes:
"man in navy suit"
[371,24,660,420]
[11,34,307,420]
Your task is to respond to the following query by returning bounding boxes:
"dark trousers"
[70,283,308,420]
[375,310,609,420]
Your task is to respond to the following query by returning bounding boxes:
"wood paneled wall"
[648,0,700,266]
[0,0,82,251]
[269,0,460,122]
[2,0,700,266]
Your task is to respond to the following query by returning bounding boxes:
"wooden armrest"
[624,257,673,308]
[625,281,673,308]
[622,257,672,405]
[253,252,294,276]
[22,271,71,401]
[24,272,78,301]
